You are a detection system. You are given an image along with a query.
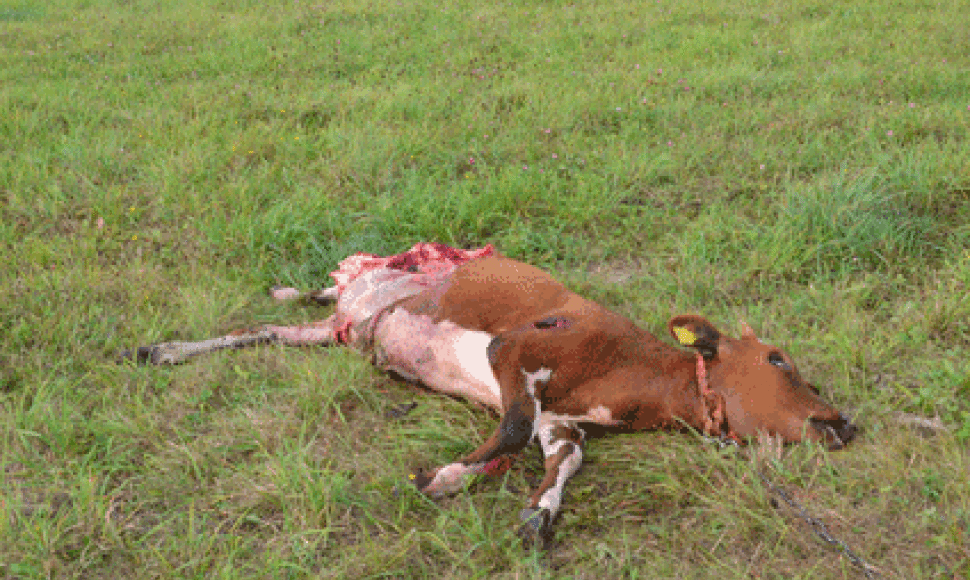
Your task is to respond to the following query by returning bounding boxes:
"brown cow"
[125,244,856,545]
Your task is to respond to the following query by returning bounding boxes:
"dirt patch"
[585,261,643,284]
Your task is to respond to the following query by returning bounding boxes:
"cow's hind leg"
[518,419,585,548]
[121,316,337,365]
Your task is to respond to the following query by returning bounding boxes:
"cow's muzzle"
[809,414,857,450]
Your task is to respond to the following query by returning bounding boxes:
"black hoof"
[407,469,434,493]
[117,346,157,365]
[307,290,337,305]
[517,507,552,549]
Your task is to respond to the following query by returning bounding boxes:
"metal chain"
[705,436,880,579]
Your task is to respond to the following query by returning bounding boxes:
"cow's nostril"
[837,414,858,445]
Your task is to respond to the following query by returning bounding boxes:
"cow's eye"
[768,352,790,370]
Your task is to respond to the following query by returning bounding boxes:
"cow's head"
[668,315,856,449]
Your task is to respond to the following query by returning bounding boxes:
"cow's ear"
[668,315,722,358]
[739,320,757,340]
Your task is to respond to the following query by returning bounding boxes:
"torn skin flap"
[330,243,496,293]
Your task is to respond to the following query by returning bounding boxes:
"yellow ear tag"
[408,473,416,480]
[673,326,697,346]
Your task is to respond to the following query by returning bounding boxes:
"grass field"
[2,0,969,577]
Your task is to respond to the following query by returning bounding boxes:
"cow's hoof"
[306,287,339,305]
[117,346,158,365]
[407,469,434,493]
[517,507,552,549]
[117,344,187,365]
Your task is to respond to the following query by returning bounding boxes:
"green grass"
[2,0,969,577]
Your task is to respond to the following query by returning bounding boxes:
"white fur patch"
[538,405,619,428]
[452,331,502,407]
[535,416,570,456]
[534,413,584,515]
[522,367,553,398]
[522,368,553,437]
[537,447,582,514]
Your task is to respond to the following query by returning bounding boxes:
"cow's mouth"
[809,414,857,450]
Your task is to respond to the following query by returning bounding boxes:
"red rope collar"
[695,354,738,441]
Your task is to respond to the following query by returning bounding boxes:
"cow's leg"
[121,316,337,365]
[518,419,585,548]
[410,373,542,497]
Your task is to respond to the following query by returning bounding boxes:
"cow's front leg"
[121,316,337,365]
[410,386,536,497]
[518,419,585,548]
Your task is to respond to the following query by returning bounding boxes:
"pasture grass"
[2,0,969,577]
